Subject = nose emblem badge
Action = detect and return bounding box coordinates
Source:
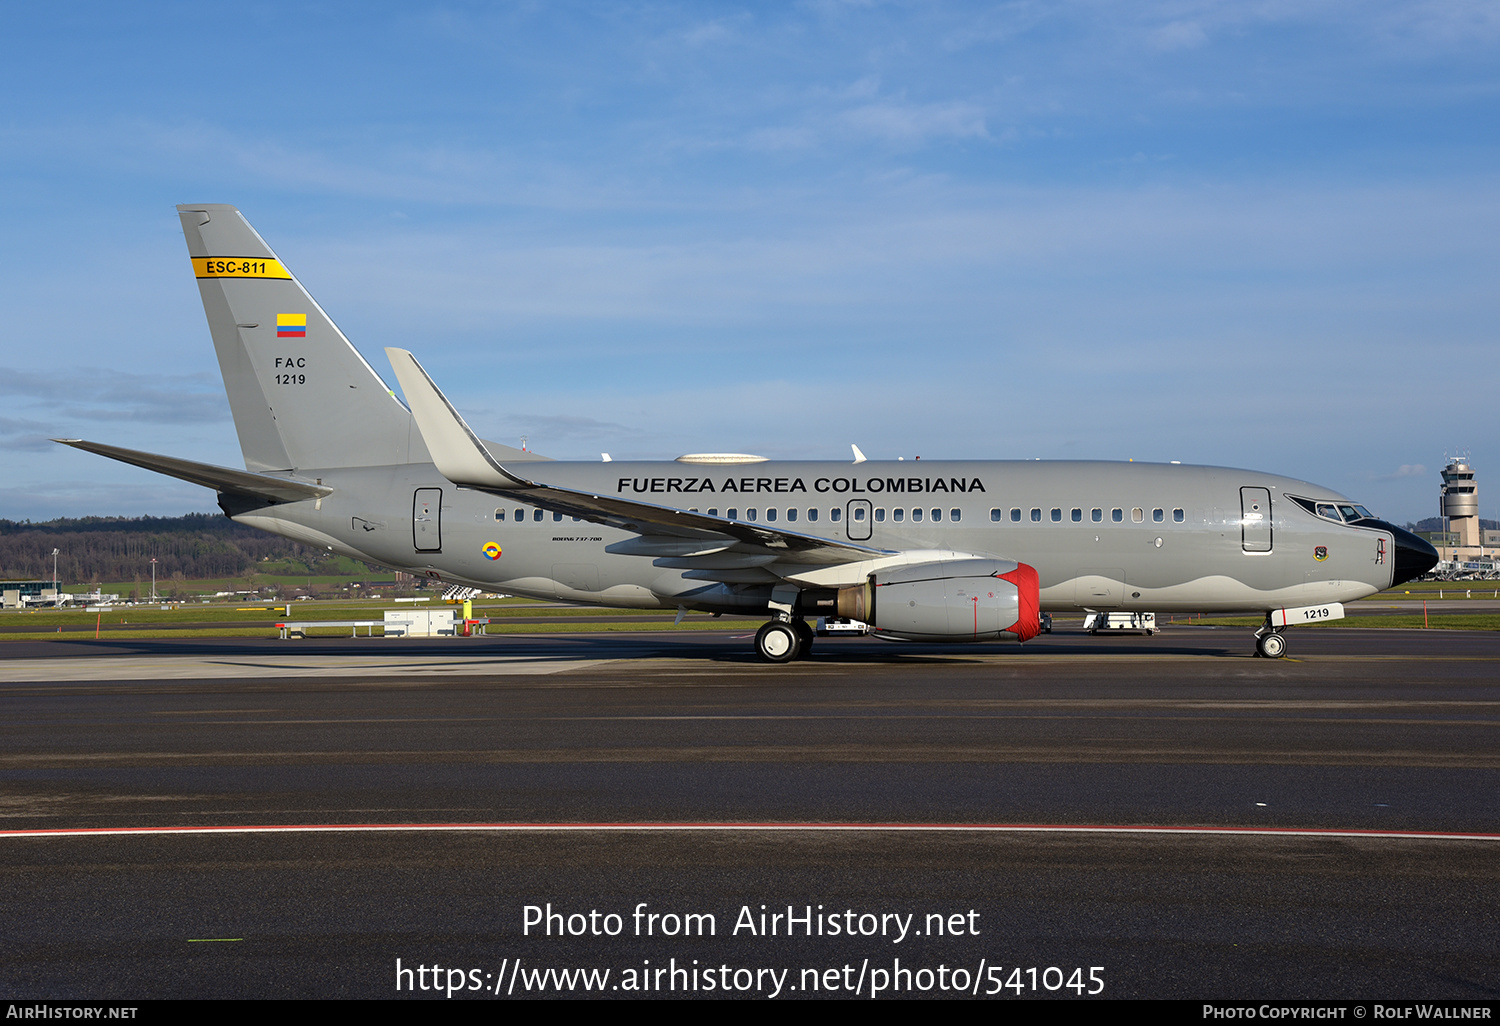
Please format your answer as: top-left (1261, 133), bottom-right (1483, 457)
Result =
top-left (1314, 546), bottom-right (1328, 561)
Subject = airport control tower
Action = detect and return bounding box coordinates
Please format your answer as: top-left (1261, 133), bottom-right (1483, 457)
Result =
top-left (1440, 456), bottom-right (1480, 550)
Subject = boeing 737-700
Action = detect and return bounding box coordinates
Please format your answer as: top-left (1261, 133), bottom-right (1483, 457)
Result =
top-left (57, 205), bottom-right (1438, 661)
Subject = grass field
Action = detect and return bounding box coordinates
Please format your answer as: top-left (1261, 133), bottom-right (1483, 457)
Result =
top-left (0, 597), bottom-right (764, 641)
top-left (5, 584), bottom-right (1497, 641)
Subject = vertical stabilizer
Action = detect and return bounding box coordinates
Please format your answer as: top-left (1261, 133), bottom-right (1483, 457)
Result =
top-left (177, 204), bottom-right (429, 472)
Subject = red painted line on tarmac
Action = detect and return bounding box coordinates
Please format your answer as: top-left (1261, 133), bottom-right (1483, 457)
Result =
top-left (0, 822), bottom-right (1496, 840)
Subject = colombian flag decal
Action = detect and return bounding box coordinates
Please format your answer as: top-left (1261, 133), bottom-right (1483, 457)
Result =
top-left (482, 542), bottom-right (502, 560)
top-left (276, 313), bottom-right (307, 338)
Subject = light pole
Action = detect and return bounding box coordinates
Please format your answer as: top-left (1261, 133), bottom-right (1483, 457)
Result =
top-left (51, 548), bottom-right (58, 603)
top-left (150, 558), bottom-right (157, 602)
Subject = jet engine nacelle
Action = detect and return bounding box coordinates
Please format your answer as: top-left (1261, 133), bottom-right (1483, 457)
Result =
top-left (835, 558), bottom-right (1041, 643)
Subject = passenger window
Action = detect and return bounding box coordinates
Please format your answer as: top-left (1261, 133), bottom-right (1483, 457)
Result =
top-left (1071, 508), bottom-right (1082, 522)
top-left (573, 516), bottom-right (581, 522)
top-left (1173, 508), bottom-right (1184, 523)
top-left (950, 508), bottom-right (961, 522)
top-left (728, 508), bottom-right (739, 520)
top-left (931, 508), bottom-right (942, 522)
top-left (893, 508), bottom-right (904, 522)
top-left (1153, 508), bottom-right (1164, 523)
top-left (766, 508), bottom-right (777, 522)
top-left (747, 508), bottom-right (757, 521)
top-left (1031, 508), bottom-right (1041, 522)
top-left (1091, 508), bottom-right (1102, 523)
top-left (853, 507), bottom-right (866, 521)
top-left (707, 508), bottom-right (719, 517)
top-left (1132, 508), bottom-right (1144, 523)
top-left (991, 508), bottom-right (1003, 522)
top-left (554, 511), bottom-right (563, 522)
top-left (1112, 508), bottom-right (1123, 523)
top-left (787, 508), bottom-right (798, 522)
top-left (494, 509), bottom-right (505, 521)
top-left (830, 508), bottom-right (842, 522)
top-left (1050, 508), bottom-right (1062, 522)
top-left (808, 508), bottom-right (819, 522)
top-left (874, 508), bottom-right (884, 522)
top-left (912, 508), bottom-right (924, 522)
top-left (1011, 508), bottom-right (1021, 523)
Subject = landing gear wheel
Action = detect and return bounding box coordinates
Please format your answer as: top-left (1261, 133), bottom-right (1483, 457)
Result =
top-left (792, 618), bottom-right (815, 658)
top-left (1256, 631), bottom-right (1287, 659)
top-left (755, 620), bottom-right (801, 663)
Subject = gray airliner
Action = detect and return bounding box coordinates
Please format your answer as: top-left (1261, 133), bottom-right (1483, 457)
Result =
top-left (57, 205), bottom-right (1437, 661)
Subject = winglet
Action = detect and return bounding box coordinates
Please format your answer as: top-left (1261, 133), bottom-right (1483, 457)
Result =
top-left (384, 348), bottom-right (524, 490)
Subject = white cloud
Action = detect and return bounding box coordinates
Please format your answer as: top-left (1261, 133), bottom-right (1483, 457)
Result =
top-left (1149, 20), bottom-right (1209, 51)
top-left (840, 99), bottom-right (990, 145)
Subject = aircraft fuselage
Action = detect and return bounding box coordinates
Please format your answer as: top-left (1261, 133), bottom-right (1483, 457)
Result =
top-left (234, 458), bottom-right (1406, 616)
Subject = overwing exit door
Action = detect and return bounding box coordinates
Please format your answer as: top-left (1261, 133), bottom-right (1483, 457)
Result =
top-left (846, 499), bottom-right (873, 540)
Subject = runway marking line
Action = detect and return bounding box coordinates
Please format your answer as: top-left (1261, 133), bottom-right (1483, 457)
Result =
top-left (1, 822), bottom-right (1496, 841)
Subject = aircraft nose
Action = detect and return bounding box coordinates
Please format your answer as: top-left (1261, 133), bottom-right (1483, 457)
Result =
top-left (1388, 524), bottom-right (1439, 587)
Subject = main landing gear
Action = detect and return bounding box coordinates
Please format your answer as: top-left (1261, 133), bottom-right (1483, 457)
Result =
top-left (755, 618), bottom-right (815, 662)
top-left (1253, 625), bottom-right (1287, 659)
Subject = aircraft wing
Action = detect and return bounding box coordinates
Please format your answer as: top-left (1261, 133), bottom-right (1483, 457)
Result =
top-left (384, 348), bottom-right (892, 566)
top-left (53, 439), bottom-right (332, 504)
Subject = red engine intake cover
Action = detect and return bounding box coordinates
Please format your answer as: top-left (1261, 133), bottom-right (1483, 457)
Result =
top-left (997, 562), bottom-right (1041, 642)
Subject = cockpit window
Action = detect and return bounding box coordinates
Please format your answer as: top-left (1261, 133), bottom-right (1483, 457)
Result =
top-left (1289, 494), bottom-right (1379, 523)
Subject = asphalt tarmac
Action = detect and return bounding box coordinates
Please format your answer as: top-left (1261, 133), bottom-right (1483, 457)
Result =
top-left (0, 627), bottom-right (1496, 1000)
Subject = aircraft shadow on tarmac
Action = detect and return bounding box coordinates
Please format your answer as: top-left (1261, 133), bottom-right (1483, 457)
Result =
top-left (0, 631), bottom-right (1246, 664)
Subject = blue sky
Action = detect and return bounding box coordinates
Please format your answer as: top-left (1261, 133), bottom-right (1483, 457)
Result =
top-left (2, 1), bottom-right (1496, 524)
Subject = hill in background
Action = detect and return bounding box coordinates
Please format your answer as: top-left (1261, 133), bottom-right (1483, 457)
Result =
top-left (0, 513), bottom-right (378, 590)
top-left (1411, 517), bottom-right (1499, 532)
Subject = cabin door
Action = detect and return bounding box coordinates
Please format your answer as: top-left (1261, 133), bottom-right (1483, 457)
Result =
top-left (413, 488), bottom-right (443, 552)
top-left (1241, 487), bottom-right (1272, 552)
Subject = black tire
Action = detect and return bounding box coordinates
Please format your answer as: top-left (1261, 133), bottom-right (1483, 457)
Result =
top-left (755, 621), bottom-right (801, 663)
top-left (792, 618), bottom-right (815, 658)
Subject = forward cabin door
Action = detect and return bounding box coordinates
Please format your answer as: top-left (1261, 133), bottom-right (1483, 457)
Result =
top-left (1241, 487), bottom-right (1272, 552)
top-left (413, 488), bottom-right (443, 552)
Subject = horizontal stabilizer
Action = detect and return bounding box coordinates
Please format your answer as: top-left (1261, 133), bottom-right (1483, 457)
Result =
top-left (54, 439), bottom-right (331, 504)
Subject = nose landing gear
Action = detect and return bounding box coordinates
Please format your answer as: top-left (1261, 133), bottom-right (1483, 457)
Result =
top-left (1254, 625), bottom-right (1287, 659)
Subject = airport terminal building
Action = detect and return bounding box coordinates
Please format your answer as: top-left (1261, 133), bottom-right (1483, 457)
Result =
top-left (0, 581), bottom-right (58, 608)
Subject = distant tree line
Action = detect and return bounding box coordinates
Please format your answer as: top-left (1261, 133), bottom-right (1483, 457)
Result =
top-left (1410, 517), bottom-right (1499, 532)
top-left (0, 513), bottom-right (369, 584)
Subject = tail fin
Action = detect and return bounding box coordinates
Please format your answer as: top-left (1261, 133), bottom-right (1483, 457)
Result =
top-left (177, 204), bottom-right (428, 472)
